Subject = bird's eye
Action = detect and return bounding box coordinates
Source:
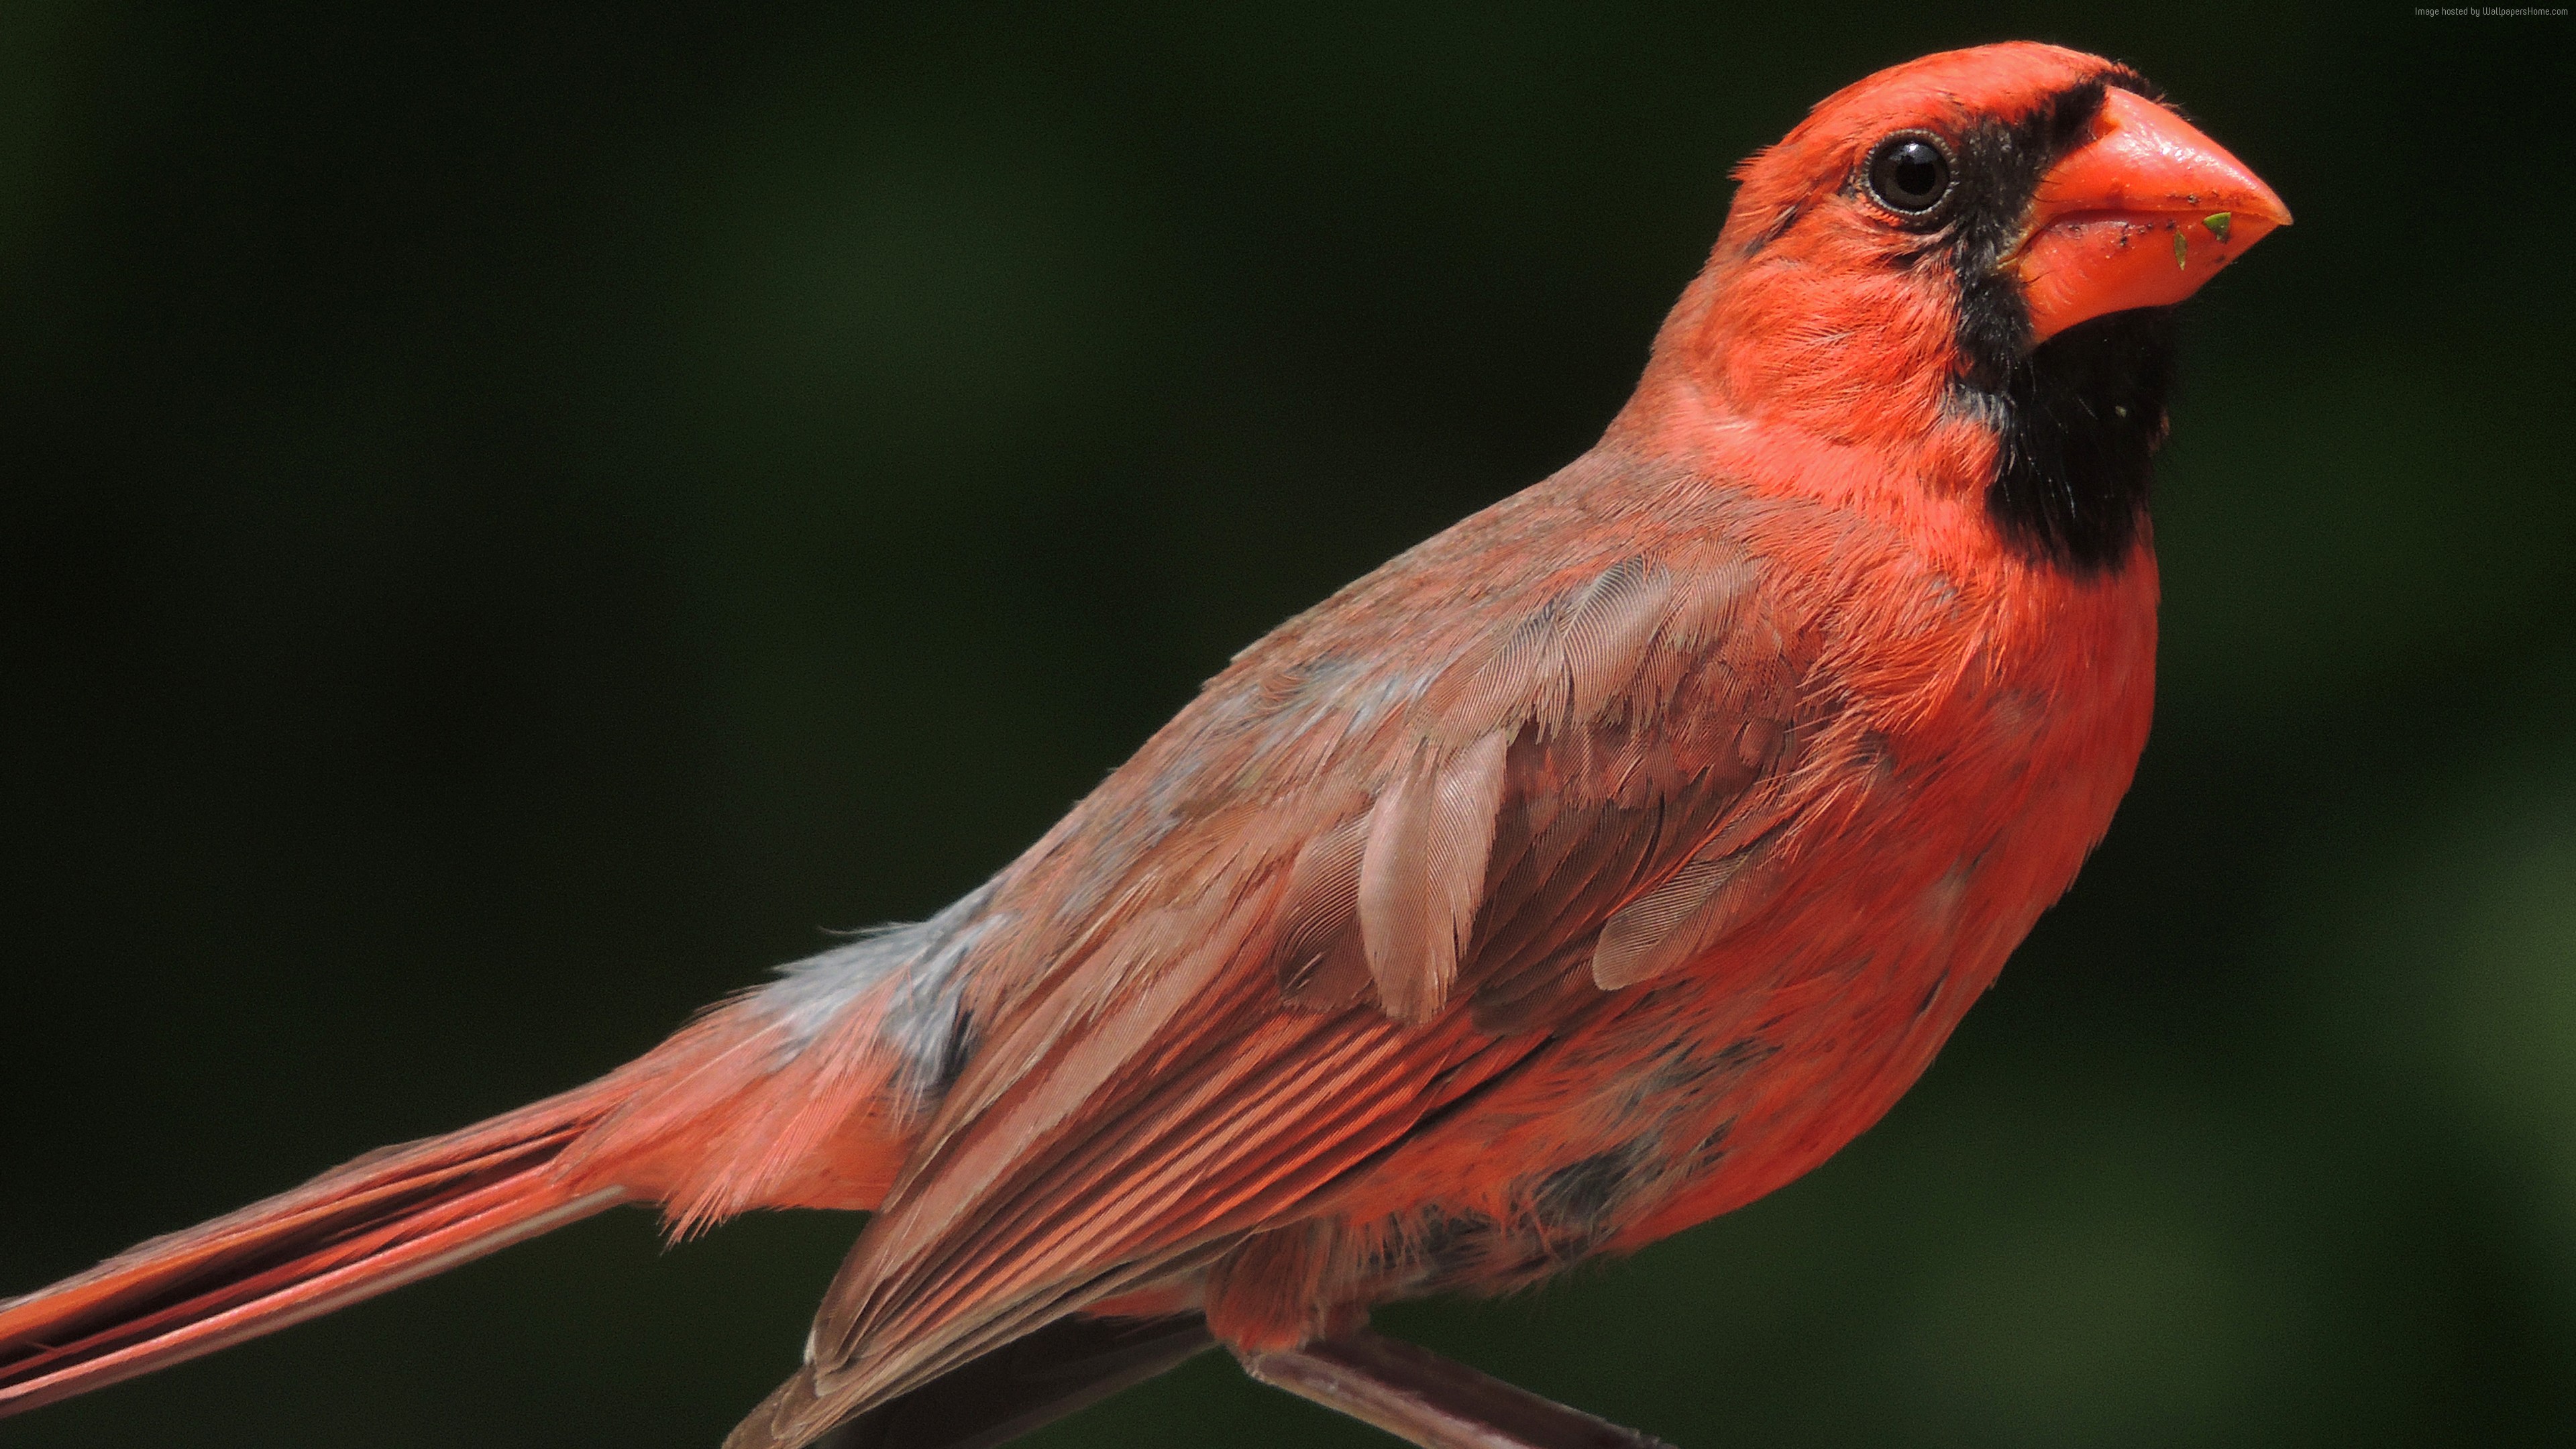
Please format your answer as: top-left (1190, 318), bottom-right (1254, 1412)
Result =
top-left (1866, 133), bottom-right (1952, 215)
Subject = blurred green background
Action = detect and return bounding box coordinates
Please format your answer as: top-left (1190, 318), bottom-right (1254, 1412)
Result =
top-left (3, 3), bottom-right (2568, 1446)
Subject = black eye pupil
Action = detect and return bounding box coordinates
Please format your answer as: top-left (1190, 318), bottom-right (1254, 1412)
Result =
top-left (1890, 147), bottom-right (1939, 197)
top-left (1869, 137), bottom-right (1949, 213)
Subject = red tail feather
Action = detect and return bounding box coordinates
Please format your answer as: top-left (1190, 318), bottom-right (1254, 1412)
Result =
top-left (0, 987), bottom-right (917, 1419)
top-left (0, 1086), bottom-right (627, 1415)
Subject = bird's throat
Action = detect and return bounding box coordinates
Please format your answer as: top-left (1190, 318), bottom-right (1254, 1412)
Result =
top-left (1949, 307), bottom-right (2176, 574)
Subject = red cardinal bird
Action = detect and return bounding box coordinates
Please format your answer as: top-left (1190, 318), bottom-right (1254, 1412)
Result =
top-left (1, 42), bottom-right (2286, 1449)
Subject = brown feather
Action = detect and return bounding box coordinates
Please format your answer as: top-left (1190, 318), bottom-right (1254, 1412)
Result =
top-left (1358, 730), bottom-right (1510, 1023)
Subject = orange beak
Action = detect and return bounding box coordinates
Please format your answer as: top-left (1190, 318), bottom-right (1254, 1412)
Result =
top-left (2011, 87), bottom-right (2291, 345)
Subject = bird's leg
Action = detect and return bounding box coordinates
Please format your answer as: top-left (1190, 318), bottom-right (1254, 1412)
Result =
top-left (1237, 1330), bottom-right (1676, 1449)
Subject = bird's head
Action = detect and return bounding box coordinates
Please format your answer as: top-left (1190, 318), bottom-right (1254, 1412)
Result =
top-left (1629, 43), bottom-right (2290, 572)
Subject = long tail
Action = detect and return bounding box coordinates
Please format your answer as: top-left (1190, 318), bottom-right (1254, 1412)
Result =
top-left (0, 1083), bottom-right (628, 1415)
top-left (0, 980), bottom-right (918, 1420)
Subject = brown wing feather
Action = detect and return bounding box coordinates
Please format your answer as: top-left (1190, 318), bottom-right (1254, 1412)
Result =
top-left (733, 465), bottom-right (1827, 1448)
top-left (1358, 729), bottom-right (1511, 1022)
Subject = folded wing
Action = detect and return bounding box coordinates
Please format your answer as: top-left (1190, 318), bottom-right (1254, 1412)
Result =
top-left (737, 466), bottom-right (1829, 1449)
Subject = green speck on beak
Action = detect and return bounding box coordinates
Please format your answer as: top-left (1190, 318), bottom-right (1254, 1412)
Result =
top-left (2173, 227), bottom-right (2188, 270)
top-left (2203, 211), bottom-right (2233, 243)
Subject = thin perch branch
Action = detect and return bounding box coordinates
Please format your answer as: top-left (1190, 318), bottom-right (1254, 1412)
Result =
top-left (1240, 1330), bottom-right (1678, 1449)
